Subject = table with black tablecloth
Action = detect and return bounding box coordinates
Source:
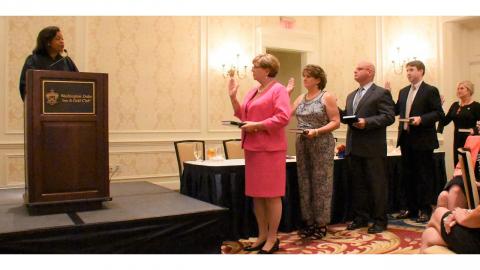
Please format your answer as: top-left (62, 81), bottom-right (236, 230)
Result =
top-left (180, 152), bottom-right (447, 240)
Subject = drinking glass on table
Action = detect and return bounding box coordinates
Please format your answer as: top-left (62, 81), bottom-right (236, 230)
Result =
top-left (215, 146), bottom-right (224, 159)
top-left (194, 143), bottom-right (202, 161)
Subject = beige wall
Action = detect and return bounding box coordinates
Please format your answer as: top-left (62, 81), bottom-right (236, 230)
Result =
top-left (87, 17), bottom-right (201, 132)
top-left (0, 16), bottom-right (471, 188)
top-left (319, 16), bottom-right (377, 106)
top-left (0, 16), bottom-right (320, 188)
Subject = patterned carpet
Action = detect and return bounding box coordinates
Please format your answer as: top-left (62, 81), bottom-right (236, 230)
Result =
top-left (222, 219), bottom-right (426, 254)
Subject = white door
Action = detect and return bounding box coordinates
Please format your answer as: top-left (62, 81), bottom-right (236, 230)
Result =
top-left (266, 49), bottom-right (303, 156)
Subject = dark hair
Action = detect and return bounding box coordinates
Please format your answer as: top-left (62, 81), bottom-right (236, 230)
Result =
top-left (303, 64), bottom-right (327, 90)
top-left (406, 60), bottom-right (425, 76)
top-left (32, 26), bottom-right (60, 55)
top-left (252, 53), bottom-right (280, 77)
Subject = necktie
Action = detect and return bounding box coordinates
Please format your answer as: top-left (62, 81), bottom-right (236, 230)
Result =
top-left (404, 85), bottom-right (416, 130)
top-left (353, 87), bottom-right (364, 113)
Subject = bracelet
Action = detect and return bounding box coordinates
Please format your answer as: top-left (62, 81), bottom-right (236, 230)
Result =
top-left (443, 213), bottom-right (452, 222)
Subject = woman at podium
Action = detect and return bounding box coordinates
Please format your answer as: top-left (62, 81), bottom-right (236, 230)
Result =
top-left (19, 26), bottom-right (78, 101)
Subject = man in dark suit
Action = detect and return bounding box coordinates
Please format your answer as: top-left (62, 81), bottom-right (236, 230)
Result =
top-left (394, 60), bottom-right (444, 223)
top-left (340, 61), bottom-right (395, 233)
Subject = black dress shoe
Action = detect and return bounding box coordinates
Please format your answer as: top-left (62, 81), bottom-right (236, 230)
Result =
top-left (396, 210), bottom-right (411, 219)
top-left (367, 224), bottom-right (387, 234)
top-left (243, 240), bottom-right (266, 251)
top-left (415, 212), bottom-right (430, 223)
top-left (346, 221), bottom-right (368, 230)
top-left (258, 238), bottom-right (280, 254)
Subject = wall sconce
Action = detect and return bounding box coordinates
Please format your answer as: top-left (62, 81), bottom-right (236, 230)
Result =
top-left (222, 54), bottom-right (247, 79)
top-left (391, 47), bottom-right (416, 75)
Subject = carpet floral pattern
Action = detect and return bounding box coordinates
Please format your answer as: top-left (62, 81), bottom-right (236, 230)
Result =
top-left (222, 221), bottom-right (426, 254)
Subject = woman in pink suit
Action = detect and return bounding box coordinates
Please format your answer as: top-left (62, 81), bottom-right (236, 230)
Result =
top-left (228, 53), bottom-right (291, 254)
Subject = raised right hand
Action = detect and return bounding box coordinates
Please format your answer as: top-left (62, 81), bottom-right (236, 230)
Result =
top-left (384, 81), bottom-right (391, 91)
top-left (228, 78), bottom-right (239, 98)
top-left (286, 77), bottom-right (295, 96)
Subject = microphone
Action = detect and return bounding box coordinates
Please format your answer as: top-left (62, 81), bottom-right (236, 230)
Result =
top-left (48, 49), bottom-right (69, 69)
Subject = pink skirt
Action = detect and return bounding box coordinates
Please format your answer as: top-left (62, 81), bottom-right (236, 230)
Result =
top-left (244, 150), bottom-right (286, 198)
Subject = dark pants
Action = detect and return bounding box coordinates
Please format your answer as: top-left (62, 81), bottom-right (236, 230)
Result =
top-left (348, 154), bottom-right (388, 227)
top-left (400, 146), bottom-right (435, 215)
top-left (441, 211), bottom-right (480, 254)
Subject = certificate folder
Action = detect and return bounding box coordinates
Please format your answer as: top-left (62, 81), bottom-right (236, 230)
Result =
top-left (222, 120), bottom-right (245, 127)
top-left (458, 128), bottom-right (472, 133)
top-left (289, 129), bottom-right (309, 135)
top-left (399, 118), bottom-right (413, 124)
top-left (342, 115), bottom-right (359, 124)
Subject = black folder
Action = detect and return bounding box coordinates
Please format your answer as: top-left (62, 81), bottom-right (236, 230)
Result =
top-left (221, 120), bottom-right (246, 127)
top-left (342, 115), bottom-right (359, 124)
top-left (399, 118), bottom-right (414, 124)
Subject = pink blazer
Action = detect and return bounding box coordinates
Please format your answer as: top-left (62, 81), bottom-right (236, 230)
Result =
top-left (234, 81), bottom-right (291, 151)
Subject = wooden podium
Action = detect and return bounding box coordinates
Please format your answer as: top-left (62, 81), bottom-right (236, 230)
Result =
top-left (24, 70), bottom-right (111, 213)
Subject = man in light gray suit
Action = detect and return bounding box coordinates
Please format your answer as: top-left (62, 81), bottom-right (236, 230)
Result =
top-left (339, 61), bottom-right (395, 233)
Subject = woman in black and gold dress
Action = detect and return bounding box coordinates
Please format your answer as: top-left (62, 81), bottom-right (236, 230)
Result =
top-left (438, 80), bottom-right (480, 166)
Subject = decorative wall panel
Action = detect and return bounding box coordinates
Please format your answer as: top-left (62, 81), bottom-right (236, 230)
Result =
top-left (87, 17), bottom-right (201, 132)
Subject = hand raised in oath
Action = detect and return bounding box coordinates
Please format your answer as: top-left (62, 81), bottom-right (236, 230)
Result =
top-left (286, 77), bottom-right (295, 96)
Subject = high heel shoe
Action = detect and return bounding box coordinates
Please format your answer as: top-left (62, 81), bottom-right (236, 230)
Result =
top-left (243, 240), bottom-right (266, 251)
top-left (258, 238), bottom-right (280, 254)
top-left (298, 224), bottom-right (315, 239)
top-left (311, 224), bottom-right (327, 240)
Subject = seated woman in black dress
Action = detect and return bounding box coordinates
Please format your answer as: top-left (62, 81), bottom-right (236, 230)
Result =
top-left (421, 205), bottom-right (480, 254)
top-left (437, 135), bottom-right (480, 210)
top-left (19, 26), bottom-right (78, 101)
top-left (437, 80), bottom-right (480, 166)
